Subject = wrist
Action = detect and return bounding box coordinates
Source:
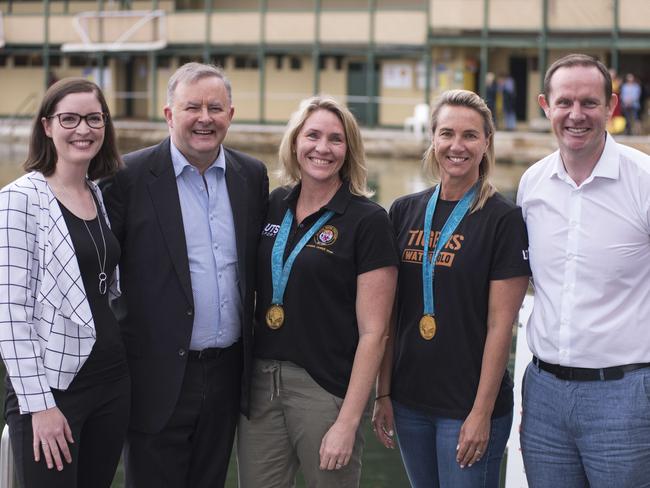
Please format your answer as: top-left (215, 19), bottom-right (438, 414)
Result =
top-left (375, 393), bottom-right (390, 401)
top-left (469, 403), bottom-right (494, 419)
top-left (334, 414), bottom-right (361, 430)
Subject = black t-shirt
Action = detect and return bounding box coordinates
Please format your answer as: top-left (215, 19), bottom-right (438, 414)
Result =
top-left (389, 188), bottom-right (531, 419)
top-left (254, 182), bottom-right (399, 399)
top-left (58, 198), bottom-right (128, 389)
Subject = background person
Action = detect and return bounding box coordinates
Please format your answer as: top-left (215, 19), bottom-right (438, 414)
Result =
top-left (0, 78), bottom-right (128, 488)
top-left (518, 53), bottom-right (650, 488)
top-left (373, 89), bottom-right (530, 488)
top-left (502, 75), bottom-right (517, 131)
top-left (237, 95), bottom-right (398, 487)
top-left (620, 72), bottom-right (641, 135)
top-left (101, 63), bottom-right (269, 488)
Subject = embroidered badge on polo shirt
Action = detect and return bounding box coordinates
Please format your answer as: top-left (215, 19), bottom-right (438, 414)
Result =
top-left (314, 225), bottom-right (338, 246)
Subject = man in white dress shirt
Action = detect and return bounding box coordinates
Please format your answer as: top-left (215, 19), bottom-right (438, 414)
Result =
top-left (517, 53), bottom-right (650, 487)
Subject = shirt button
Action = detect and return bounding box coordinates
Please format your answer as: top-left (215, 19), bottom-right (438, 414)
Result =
top-left (178, 348), bottom-right (186, 357)
top-left (567, 253), bottom-right (574, 260)
top-left (186, 307), bottom-right (194, 316)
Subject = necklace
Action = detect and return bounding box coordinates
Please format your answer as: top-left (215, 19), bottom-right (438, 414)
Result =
top-left (83, 195), bottom-right (108, 295)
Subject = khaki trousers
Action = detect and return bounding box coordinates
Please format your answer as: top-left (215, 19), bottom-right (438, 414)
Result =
top-left (237, 359), bottom-right (367, 488)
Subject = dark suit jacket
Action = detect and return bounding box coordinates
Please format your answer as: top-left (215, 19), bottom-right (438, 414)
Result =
top-left (102, 138), bottom-right (268, 433)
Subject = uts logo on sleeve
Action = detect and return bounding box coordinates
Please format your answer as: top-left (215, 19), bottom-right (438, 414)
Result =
top-left (261, 223), bottom-right (280, 238)
top-left (314, 225), bottom-right (338, 246)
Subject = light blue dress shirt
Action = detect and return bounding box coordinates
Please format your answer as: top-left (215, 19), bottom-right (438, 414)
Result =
top-left (171, 143), bottom-right (242, 350)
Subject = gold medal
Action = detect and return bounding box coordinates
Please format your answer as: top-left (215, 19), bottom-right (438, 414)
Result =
top-left (419, 314), bottom-right (437, 340)
top-left (266, 304), bottom-right (285, 330)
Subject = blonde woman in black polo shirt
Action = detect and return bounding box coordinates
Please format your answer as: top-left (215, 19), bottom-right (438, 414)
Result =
top-left (372, 90), bottom-right (530, 488)
top-left (237, 96), bottom-right (398, 487)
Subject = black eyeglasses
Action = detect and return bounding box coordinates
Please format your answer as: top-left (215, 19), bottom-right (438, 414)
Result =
top-left (47, 112), bottom-right (107, 129)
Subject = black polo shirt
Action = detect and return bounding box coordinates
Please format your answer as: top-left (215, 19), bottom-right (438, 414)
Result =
top-left (389, 189), bottom-right (531, 419)
top-left (254, 182), bottom-right (399, 399)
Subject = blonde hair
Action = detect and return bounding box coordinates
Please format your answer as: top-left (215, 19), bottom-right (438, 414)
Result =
top-left (423, 89), bottom-right (496, 212)
top-left (278, 95), bottom-right (372, 197)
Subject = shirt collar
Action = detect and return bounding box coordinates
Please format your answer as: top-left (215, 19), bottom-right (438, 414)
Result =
top-left (284, 180), bottom-right (352, 215)
top-left (170, 141), bottom-right (226, 178)
top-left (550, 132), bottom-right (620, 184)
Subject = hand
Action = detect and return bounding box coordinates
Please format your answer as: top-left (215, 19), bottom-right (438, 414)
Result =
top-left (456, 409), bottom-right (490, 469)
top-left (319, 420), bottom-right (356, 471)
top-left (32, 407), bottom-right (74, 471)
top-left (371, 398), bottom-right (396, 449)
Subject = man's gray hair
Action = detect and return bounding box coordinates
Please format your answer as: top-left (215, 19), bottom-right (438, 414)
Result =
top-left (166, 62), bottom-right (232, 106)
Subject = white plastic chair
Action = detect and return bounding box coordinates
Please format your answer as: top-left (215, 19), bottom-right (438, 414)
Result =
top-left (0, 425), bottom-right (14, 488)
top-left (404, 103), bottom-right (431, 140)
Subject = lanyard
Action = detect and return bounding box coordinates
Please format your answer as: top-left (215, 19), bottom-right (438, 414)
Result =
top-left (421, 183), bottom-right (477, 317)
top-left (270, 208), bottom-right (335, 306)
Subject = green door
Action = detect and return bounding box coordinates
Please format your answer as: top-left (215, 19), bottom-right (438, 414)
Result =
top-left (347, 61), bottom-right (379, 126)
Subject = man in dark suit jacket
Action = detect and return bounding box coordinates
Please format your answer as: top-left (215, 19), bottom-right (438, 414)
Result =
top-left (102, 63), bottom-right (268, 488)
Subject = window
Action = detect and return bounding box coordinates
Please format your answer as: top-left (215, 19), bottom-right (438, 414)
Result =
top-left (13, 53), bottom-right (43, 67)
top-left (376, 0), bottom-right (426, 7)
top-left (179, 55), bottom-right (202, 65)
top-left (157, 55), bottom-right (172, 68)
top-left (69, 55), bottom-right (98, 67)
top-left (234, 55), bottom-right (258, 69)
top-left (267, 0), bottom-right (314, 9)
top-left (13, 55), bottom-right (29, 67)
top-left (289, 56), bottom-right (302, 70)
top-left (211, 55), bottom-right (227, 68)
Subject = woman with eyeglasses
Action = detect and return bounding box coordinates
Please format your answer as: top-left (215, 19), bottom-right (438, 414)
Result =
top-left (0, 78), bottom-right (129, 488)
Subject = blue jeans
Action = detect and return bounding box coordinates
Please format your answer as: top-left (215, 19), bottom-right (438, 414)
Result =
top-left (520, 362), bottom-right (650, 488)
top-left (392, 400), bottom-right (512, 488)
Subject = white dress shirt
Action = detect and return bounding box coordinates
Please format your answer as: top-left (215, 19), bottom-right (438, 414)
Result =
top-left (518, 134), bottom-right (650, 368)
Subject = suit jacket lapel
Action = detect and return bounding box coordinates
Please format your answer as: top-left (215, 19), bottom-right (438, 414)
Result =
top-left (146, 139), bottom-right (193, 305)
top-left (225, 148), bottom-right (249, 301)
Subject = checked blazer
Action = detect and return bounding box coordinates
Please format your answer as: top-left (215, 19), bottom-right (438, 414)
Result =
top-left (0, 171), bottom-right (119, 414)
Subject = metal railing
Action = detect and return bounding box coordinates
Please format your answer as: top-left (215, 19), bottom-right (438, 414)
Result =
top-left (0, 425), bottom-right (15, 488)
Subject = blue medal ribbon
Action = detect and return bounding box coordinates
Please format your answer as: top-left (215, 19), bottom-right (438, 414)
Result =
top-left (421, 183), bottom-right (477, 317)
top-left (271, 208), bottom-right (336, 306)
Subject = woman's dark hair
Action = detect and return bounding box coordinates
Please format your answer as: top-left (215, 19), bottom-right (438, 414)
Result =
top-left (23, 78), bottom-right (122, 180)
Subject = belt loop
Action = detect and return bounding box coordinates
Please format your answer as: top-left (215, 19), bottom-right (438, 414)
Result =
top-left (599, 368), bottom-right (605, 381)
top-left (533, 356), bottom-right (540, 371)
